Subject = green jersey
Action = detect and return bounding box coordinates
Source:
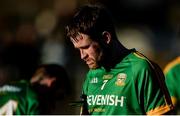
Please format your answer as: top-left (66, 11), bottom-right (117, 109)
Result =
top-left (82, 50), bottom-right (173, 115)
top-left (0, 80), bottom-right (39, 115)
top-left (164, 57), bottom-right (180, 114)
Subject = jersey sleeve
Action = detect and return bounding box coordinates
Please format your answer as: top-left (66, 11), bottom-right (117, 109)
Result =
top-left (133, 60), bottom-right (173, 115)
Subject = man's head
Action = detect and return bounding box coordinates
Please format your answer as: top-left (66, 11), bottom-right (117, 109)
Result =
top-left (66, 4), bottom-right (116, 40)
top-left (30, 64), bottom-right (70, 99)
top-left (30, 64), bottom-right (70, 114)
top-left (66, 4), bottom-right (117, 69)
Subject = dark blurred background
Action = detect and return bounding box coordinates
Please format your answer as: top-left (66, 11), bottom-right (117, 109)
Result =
top-left (0, 0), bottom-right (179, 114)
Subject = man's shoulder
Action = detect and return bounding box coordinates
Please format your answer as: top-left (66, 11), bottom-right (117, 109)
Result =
top-left (123, 50), bottom-right (151, 69)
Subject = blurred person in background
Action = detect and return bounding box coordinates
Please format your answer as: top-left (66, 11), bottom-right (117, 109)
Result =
top-left (164, 57), bottom-right (180, 114)
top-left (31, 63), bottom-right (71, 114)
top-left (0, 63), bottom-right (71, 115)
top-left (66, 4), bottom-right (174, 115)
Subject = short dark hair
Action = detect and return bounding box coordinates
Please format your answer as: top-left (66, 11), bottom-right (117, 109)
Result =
top-left (37, 64), bottom-right (71, 97)
top-left (66, 4), bottom-right (116, 41)
top-left (33, 64), bottom-right (71, 114)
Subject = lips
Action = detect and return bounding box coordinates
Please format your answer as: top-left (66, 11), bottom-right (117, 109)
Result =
top-left (86, 61), bottom-right (92, 65)
top-left (86, 60), bottom-right (93, 65)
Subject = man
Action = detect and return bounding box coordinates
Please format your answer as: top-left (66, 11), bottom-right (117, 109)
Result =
top-left (0, 64), bottom-right (70, 115)
top-left (66, 4), bottom-right (174, 115)
top-left (164, 57), bottom-right (180, 114)
top-left (31, 64), bottom-right (70, 114)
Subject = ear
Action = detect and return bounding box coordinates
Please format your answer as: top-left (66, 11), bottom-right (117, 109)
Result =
top-left (102, 31), bottom-right (111, 44)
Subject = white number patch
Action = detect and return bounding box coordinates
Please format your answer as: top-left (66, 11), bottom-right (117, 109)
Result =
top-left (0, 100), bottom-right (18, 115)
top-left (101, 80), bottom-right (108, 90)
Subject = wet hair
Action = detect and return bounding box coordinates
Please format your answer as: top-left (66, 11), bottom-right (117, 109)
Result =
top-left (66, 4), bottom-right (117, 42)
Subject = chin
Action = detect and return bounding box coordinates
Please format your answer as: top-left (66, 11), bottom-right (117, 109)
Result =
top-left (88, 64), bottom-right (99, 69)
top-left (89, 67), bottom-right (97, 69)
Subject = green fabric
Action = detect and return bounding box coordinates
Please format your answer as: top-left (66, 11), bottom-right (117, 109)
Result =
top-left (0, 80), bottom-right (39, 115)
top-left (165, 63), bottom-right (180, 98)
top-left (82, 50), bottom-right (171, 115)
top-left (165, 62), bottom-right (180, 114)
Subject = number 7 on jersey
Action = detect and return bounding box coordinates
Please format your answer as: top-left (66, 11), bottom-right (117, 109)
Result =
top-left (101, 80), bottom-right (108, 90)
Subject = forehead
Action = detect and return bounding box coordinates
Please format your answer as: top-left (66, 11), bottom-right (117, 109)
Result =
top-left (70, 33), bottom-right (93, 48)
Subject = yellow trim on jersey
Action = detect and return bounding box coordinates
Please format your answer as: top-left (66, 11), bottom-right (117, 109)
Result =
top-left (171, 96), bottom-right (177, 106)
top-left (164, 57), bottom-right (180, 75)
top-left (133, 51), bottom-right (154, 68)
top-left (133, 51), bottom-right (146, 60)
top-left (146, 105), bottom-right (172, 115)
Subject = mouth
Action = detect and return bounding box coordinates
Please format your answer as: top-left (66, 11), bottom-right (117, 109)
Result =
top-left (84, 59), bottom-right (97, 68)
top-left (86, 60), bottom-right (97, 67)
top-left (86, 61), bottom-right (93, 65)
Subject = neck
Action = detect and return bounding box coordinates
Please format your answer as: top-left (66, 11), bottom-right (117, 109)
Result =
top-left (102, 40), bottom-right (130, 71)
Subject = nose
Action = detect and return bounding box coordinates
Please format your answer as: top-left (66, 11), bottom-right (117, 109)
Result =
top-left (80, 49), bottom-right (87, 60)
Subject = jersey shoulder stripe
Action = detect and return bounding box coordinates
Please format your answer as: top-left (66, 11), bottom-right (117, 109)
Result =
top-left (132, 51), bottom-right (152, 68)
top-left (133, 51), bottom-right (146, 60)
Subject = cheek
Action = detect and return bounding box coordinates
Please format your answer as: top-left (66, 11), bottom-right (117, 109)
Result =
top-left (90, 44), bottom-right (103, 59)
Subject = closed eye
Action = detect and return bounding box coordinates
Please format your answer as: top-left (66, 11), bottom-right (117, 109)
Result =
top-left (80, 45), bottom-right (90, 49)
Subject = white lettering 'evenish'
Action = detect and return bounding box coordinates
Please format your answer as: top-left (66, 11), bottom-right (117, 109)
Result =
top-left (87, 95), bottom-right (125, 107)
